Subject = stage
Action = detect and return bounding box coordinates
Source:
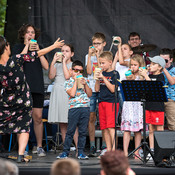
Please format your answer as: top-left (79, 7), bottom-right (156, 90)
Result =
top-left (1, 150), bottom-right (175, 175)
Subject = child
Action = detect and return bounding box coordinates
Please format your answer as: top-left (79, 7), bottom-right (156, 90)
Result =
top-left (121, 54), bottom-right (145, 158)
top-left (95, 51), bottom-right (120, 153)
top-left (48, 44), bottom-right (78, 147)
top-left (140, 56), bottom-right (166, 159)
top-left (57, 60), bottom-right (92, 160)
top-left (85, 32), bottom-right (107, 156)
top-left (112, 36), bottom-right (133, 124)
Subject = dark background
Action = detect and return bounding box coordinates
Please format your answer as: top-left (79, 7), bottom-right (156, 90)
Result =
top-left (4, 0), bottom-right (175, 84)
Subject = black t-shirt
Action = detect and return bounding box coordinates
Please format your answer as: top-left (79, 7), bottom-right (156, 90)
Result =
top-left (11, 43), bottom-right (45, 95)
top-left (98, 70), bottom-right (120, 103)
top-left (145, 73), bottom-right (165, 111)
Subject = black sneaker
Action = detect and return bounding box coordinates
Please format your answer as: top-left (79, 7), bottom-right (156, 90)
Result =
top-left (88, 146), bottom-right (97, 157)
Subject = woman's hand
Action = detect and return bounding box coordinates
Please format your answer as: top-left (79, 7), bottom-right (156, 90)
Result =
top-left (53, 38), bottom-right (65, 49)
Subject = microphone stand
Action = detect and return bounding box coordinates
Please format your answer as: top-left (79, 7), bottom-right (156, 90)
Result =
top-left (114, 71), bottom-right (119, 149)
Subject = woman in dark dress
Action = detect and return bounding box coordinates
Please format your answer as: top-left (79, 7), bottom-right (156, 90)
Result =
top-left (0, 36), bottom-right (64, 162)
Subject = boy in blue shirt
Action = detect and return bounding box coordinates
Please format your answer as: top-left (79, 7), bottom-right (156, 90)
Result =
top-left (95, 51), bottom-right (120, 154)
top-left (57, 60), bottom-right (92, 159)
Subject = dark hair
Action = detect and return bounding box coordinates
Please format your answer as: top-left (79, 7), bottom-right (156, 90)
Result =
top-left (122, 43), bottom-right (133, 51)
top-left (101, 150), bottom-right (129, 175)
top-left (63, 44), bottom-right (74, 62)
top-left (18, 24), bottom-right (40, 43)
top-left (0, 36), bottom-right (9, 56)
top-left (92, 32), bottom-right (106, 42)
top-left (160, 48), bottom-right (173, 59)
top-left (72, 60), bottom-right (83, 69)
top-left (128, 32), bottom-right (141, 40)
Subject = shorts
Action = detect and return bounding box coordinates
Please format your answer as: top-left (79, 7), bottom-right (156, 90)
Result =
top-left (90, 92), bottom-right (99, 112)
top-left (32, 93), bottom-right (44, 108)
top-left (146, 110), bottom-right (164, 125)
top-left (99, 102), bottom-right (119, 130)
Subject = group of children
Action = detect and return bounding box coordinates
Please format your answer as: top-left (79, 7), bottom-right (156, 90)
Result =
top-left (48, 32), bottom-right (166, 160)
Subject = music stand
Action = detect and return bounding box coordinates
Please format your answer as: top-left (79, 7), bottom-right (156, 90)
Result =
top-left (119, 80), bottom-right (167, 165)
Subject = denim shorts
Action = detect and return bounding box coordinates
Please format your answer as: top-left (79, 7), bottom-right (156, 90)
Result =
top-left (90, 92), bottom-right (99, 112)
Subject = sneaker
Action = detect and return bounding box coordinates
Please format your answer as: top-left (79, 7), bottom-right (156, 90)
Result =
top-left (146, 151), bottom-right (154, 161)
top-left (56, 152), bottom-right (68, 159)
top-left (24, 151), bottom-right (29, 157)
top-left (32, 146), bottom-right (37, 154)
top-left (88, 146), bottom-right (97, 157)
top-left (78, 153), bottom-right (89, 160)
top-left (37, 147), bottom-right (46, 157)
top-left (101, 146), bottom-right (107, 150)
top-left (97, 148), bottom-right (107, 159)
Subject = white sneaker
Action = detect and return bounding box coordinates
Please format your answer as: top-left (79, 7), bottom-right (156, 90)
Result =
top-left (97, 148), bottom-right (107, 159)
top-left (37, 147), bottom-right (46, 157)
top-left (146, 153), bottom-right (153, 161)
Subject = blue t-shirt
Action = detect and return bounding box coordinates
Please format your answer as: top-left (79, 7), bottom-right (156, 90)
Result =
top-left (163, 65), bottom-right (175, 101)
top-left (99, 70), bottom-right (120, 103)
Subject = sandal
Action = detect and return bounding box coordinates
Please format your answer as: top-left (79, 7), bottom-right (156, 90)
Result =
top-left (17, 155), bottom-right (30, 163)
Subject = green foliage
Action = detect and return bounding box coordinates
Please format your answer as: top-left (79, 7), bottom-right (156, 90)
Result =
top-left (0, 0), bottom-right (7, 35)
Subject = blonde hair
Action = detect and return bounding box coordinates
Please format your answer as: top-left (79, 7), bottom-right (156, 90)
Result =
top-left (100, 51), bottom-right (113, 61)
top-left (51, 158), bottom-right (80, 175)
top-left (129, 54), bottom-right (145, 68)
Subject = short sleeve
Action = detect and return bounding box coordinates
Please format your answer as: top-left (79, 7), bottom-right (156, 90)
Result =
top-left (64, 79), bottom-right (73, 92)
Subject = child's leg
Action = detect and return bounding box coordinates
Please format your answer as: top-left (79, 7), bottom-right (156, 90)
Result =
top-left (63, 108), bottom-right (79, 154)
top-left (77, 107), bottom-right (90, 155)
top-left (134, 131), bottom-right (142, 155)
top-left (156, 125), bottom-right (164, 131)
top-left (103, 129), bottom-right (112, 151)
top-left (123, 131), bottom-right (131, 156)
top-left (148, 124), bottom-right (155, 149)
top-left (108, 128), bottom-right (116, 150)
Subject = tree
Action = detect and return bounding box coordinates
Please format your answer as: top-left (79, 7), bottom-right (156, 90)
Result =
top-left (0, 0), bottom-right (7, 35)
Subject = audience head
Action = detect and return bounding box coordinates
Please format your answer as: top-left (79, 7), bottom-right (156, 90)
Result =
top-left (0, 36), bottom-right (10, 56)
top-left (5, 160), bottom-right (19, 175)
top-left (51, 158), bottom-right (80, 175)
top-left (128, 32), bottom-right (141, 48)
top-left (159, 48), bottom-right (173, 68)
top-left (100, 150), bottom-right (135, 175)
top-left (18, 24), bottom-right (40, 43)
top-left (0, 159), bottom-right (9, 175)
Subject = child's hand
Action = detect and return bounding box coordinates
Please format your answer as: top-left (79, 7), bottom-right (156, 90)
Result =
top-left (80, 78), bottom-right (86, 85)
top-left (53, 52), bottom-right (61, 63)
top-left (95, 49), bottom-right (101, 58)
top-left (126, 74), bottom-right (134, 80)
top-left (139, 68), bottom-right (147, 77)
top-left (88, 46), bottom-right (96, 56)
top-left (96, 71), bottom-right (103, 79)
top-left (62, 54), bottom-right (69, 63)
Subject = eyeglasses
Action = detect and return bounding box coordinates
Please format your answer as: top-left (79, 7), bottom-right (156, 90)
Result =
top-left (72, 68), bottom-right (84, 73)
top-left (129, 38), bottom-right (140, 41)
top-left (92, 42), bottom-right (103, 46)
top-left (165, 59), bottom-right (169, 63)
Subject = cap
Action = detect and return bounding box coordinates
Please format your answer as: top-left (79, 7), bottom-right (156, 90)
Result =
top-left (149, 56), bottom-right (166, 68)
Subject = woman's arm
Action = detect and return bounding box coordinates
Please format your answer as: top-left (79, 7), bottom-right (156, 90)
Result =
top-left (37, 38), bottom-right (64, 57)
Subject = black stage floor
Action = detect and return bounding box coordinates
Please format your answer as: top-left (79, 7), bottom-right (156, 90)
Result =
top-left (1, 150), bottom-right (175, 175)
